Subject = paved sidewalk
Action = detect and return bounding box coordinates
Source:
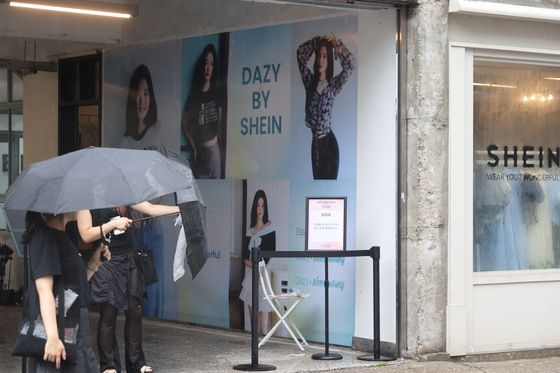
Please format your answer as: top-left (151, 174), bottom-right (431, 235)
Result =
top-left (2, 305), bottom-right (560, 372)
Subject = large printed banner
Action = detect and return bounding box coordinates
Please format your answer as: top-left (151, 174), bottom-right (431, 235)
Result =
top-left (103, 14), bottom-right (358, 346)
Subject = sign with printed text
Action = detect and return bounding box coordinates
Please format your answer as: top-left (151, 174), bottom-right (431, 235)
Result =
top-left (305, 197), bottom-right (346, 250)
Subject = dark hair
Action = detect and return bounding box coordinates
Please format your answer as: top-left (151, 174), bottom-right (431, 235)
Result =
top-left (124, 64), bottom-right (158, 138)
top-left (305, 39), bottom-right (334, 126)
top-left (250, 190), bottom-right (269, 228)
top-left (191, 44), bottom-right (218, 93)
top-left (21, 211), bottom-right (47, 244)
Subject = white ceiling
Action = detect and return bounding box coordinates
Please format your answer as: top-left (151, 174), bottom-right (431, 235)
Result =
top-left (0, 0), bottom-right (349, 62)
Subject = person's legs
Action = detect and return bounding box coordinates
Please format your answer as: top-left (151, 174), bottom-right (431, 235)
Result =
top-left (125, 303), bottom-right (147, 373)
top-left (98, 302), bottom-right (121, 372)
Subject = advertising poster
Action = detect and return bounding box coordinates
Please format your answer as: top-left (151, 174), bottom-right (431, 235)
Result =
top-left (177, 180), bottom-right (231, 327)
top-left (103, 14), bottom-right (360, 346)
top-left (290, 16), bottom-right (358, 181)
top-left (230, 25), bottom-right (292, 180)
top-left (103, 40), bottom-right (182, 320)
top-left (237, 180), bottom-right (290, 333)
top-left (180, 34), bottom-right (229, 179)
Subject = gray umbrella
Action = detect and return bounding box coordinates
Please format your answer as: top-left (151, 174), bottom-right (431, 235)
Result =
top-left (164, 147), bottom-right (208, 280)
top-left (4, 147), bottom-right (191, 214)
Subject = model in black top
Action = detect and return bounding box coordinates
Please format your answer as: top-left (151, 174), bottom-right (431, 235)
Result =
top-left (182, 44), bottom-right (225, 179)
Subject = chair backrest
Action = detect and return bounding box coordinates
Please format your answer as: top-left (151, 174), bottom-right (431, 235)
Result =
top-left (258, 260), bottom-right (276, 297)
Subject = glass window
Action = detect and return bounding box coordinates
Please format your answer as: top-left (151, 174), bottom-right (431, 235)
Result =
top-left (473, 60), bottom-right (560, 272)
top-left (12, 107), bottom-right (23, 180)
top-left (0, 109), bottom-right (10, 194)
top-left (78, 105), bottom-right (99, 149)
top-left (12, 73), bottom-right (23, 102)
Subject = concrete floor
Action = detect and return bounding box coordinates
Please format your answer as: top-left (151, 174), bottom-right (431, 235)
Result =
top-left (2, 305), bottom-right (560, 372)
top-left (1, 304), bottom-right (393, 372)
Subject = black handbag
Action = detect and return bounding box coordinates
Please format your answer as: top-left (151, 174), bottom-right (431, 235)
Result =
top-left (135, 249), bottom-right (160, 286)
top-left (11, 271), bottom-right (80, 365)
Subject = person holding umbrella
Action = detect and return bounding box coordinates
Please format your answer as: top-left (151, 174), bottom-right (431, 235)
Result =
top-left (22, 210), bottom-right (112, 372)
top-left (4, 147), bottom-right (191, 373)
top-left (77, 202), bottom-right (179, 373)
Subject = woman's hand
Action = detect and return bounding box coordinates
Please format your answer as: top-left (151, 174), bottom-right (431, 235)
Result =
top-left (44, 335), bottom-right (66, 368)
top-left (112, 216), bottom-right (132, 232)
top-left (87, 243), bottom-right (111, 280)
top-left (322, 31), bottom-right (338, 48)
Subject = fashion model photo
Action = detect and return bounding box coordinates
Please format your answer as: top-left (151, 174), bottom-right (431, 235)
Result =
top-left (297, 31), bottom-right (356, 180)
top-left (239, 189), bottom-right (277, 334)
top-left (120, 63), bottom-right (173, 320)
top-left (182, 44), bottom-right (226, 179)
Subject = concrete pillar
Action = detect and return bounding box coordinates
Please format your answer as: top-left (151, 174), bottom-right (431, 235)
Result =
top-left (405, 0), bottom-right (449, 355)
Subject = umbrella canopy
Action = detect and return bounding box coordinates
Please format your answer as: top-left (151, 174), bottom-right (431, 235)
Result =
top-left (4, 147), bottom-right (191, 214)
top-left (164, 147), bottom-right (208, 280)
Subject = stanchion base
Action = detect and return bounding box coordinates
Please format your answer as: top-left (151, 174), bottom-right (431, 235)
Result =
top-left (233, 363), bottom-right (277, 371)
top-left (312, 353), bottom-right (343, 360)
top-left (357, 355), bottom-right (396, 362)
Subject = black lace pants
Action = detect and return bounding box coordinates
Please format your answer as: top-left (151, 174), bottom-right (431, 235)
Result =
top-left (311, 130), bottom-right (340, 180)
top-left (97, 302), bottom-right (146, 373)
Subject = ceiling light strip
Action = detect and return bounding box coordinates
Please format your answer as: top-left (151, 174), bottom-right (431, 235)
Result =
top-left (9, 1), bottom-right (134, 18)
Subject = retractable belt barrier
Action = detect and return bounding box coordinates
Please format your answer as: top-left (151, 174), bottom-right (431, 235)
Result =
top-left (233, 246), bottom-right (395, 372)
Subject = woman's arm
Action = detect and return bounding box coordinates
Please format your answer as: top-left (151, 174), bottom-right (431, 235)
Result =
top-left (329, 35), bottom-right (356, 97)
top-left (130, 201), bottom-right (179, 216)
top-left (35, 275), bottom-right (66, 368)
top-left (85, 243), bottom-right (111, 280)
top-left (181, 109), bottom-right (197, 162)
top-left (76, 210), bottom-right (132, 244)
top-left (297, 36), bottom-right (320, 89)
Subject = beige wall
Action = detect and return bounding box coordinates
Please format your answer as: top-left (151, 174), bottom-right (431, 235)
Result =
top-left (23, 72), bottom-right (59, 167)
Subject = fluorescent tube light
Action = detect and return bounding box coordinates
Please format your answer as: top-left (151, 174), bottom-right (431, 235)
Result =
top-left (4, 0), bottom-right (138, 18)
top-left (473, 83), bottom-right (517, 88)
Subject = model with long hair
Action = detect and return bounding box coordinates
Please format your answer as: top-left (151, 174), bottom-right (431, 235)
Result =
top-left (297, 32), bottom-right (356, 179)
top-left (238, 190), bottom-right (276, 334)
top-left (182, 44), bottom-right (225, 179)
top-left (120, 64), bottom-right (170, 321)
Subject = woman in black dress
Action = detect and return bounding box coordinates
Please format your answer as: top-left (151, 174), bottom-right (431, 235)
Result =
top-left (77, 202), bottom-right (178, 373)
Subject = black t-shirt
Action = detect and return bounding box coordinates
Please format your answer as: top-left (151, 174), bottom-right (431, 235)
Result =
top-left (29, 225), bottom-right (92, 307)
top-left (184, 84), bottom-right (224, 145)
top-left (91, 208), bottom-right (134, 255)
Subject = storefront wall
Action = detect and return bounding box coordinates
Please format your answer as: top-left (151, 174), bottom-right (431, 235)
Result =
top-left (448, 12), bottom-right (560, 356)
top-left (7, 2), bottom-right (400, 351)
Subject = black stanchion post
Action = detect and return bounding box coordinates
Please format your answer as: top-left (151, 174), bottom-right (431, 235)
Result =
top-left (312, 257), bottom-right (342, 360)
top-left (233, 247), bottom-right (276, 371)
top-left (358, 246), bottom-right (395, 362)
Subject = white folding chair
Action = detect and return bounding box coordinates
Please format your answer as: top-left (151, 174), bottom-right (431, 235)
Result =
top-left (258, 260), bottom-right (310, 350)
